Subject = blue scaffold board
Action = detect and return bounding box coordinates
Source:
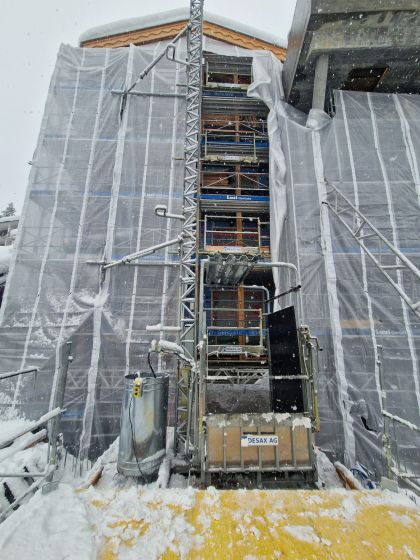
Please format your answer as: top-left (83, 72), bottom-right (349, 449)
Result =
top-left (208, 328), bottom-right (268, 336)
top-left (203, 90), bottom-right (247, 98)
top-left (200, 194), bottom-right (269, 202)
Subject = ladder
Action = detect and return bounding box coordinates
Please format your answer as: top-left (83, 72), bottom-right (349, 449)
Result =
top-left (322, 179), bottom-right (420, 319)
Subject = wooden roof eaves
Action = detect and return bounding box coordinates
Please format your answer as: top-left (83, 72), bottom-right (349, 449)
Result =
top-left (80, 20), bottom-right (286, 61)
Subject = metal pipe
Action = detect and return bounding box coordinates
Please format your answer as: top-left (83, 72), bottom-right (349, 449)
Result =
top-left (325, 180), bottom-right (420, 281)
top-left (145, 324), bottom-right (181, 332)
top-left (326, 202), bottom-right (420, 319)
top-left (0, 429), bottom-right (47, 464)
top-left (0, 407), bottom-right (62, 450)
top-left (206, 375), bottom-right (310, 381)
top-left (46, 342), bottom-right (72, 482)
top-left (126, 24), bottom-right (190, 94)
top-left (155, 205), bottom-right (185, 221)
top-left (86, 260), bottom-right (179, 267)
top-left (199, 258), bottom-right (210, 342)
top-left (0, 471), bottom-right (53, 523)
top-left (102, 235), bottom-right (183, 270)
top-left (0, 470), bottom-right (49, 478)
top-left (390, 467), bottom-right (420, 495)
top-left (0, 367), bottom-right (38, 381)
top-left (253, 261), bottom-right (303, 319)
top-left (382, 410), bottom-right (420, 432)
top-left (198, 336), bottom-right (207, 477)
top-left (112, 90), bottom-right (186, 98)
top-left (377, 345), bottom-right (392, 479)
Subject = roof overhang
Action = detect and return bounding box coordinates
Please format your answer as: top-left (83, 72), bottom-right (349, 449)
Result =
top-left (283, 0), bottom-right (420, 112)
top-left (79, 8), bottom-right (286, 60)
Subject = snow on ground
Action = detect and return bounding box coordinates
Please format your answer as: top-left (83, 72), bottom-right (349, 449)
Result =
top-left (83, 484), bottom-right (201, 560)
top-left (0, 427), bottom-right (419, 559)
top-left (0, 481), bottom-right (419, 560)
top-left (283, 524), bottom-right (322, 544)
top-left (0, 483), bottom-right (95, 560)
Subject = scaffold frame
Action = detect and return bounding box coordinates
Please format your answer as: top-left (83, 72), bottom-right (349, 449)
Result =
top-left (176, 0), bottom-right (204, 456)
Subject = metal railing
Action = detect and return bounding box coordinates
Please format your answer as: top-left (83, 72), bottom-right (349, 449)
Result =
top-left (204, 56), bottom-right (252, 89)
top-left (202, 119), bottom-right (267, 135)
top-left (203, 215), bottom-right (270, 254)
top-left (0, 342), bottom-right (72, 522)
top-left (377, 345), bottom-right (420, 494)
top-left (205, 306), bottom-right (264, 329)
top-left (200, 170), bottom-right (269, 199)
top-left (323, 179), bottom-right (420, 319)
top-left (0, 367), bottom-right (38, 382)
top-left (204, 306), bottom-right (266, 356)
top-left (202, 129), bottom-right (269, 161)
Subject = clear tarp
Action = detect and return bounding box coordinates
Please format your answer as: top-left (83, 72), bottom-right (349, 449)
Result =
top-left (251, 52), bottom-right (420, 478)
top-left (0, 40), bottom-right (419, 479)
top-left (0, 43), bottom-right (186, 459)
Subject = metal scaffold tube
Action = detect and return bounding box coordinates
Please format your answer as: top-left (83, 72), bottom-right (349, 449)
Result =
top-left (176, 0), bottom-right (204, 456)
top-left (323, 179), bottom-right (420, 319)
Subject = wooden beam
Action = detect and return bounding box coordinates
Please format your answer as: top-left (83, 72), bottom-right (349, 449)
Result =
top-left (80, 20), bottom-right (286, 61)
top-left (81, 21), bottom-right (187, 49)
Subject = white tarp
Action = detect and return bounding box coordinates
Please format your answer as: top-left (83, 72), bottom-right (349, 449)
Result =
top-left (251, 54), bottom-right (420, 477)
top-left (0, 40), bottom-right (418, 481)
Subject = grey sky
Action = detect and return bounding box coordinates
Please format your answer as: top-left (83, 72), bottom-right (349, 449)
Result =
top-left (0, 0), bottom-right (296, 213)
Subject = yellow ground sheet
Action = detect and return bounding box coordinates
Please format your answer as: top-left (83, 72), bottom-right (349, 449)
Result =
top-left (84, 488), bottom-right (420, 560)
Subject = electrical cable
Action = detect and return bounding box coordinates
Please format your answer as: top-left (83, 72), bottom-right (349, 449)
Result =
top-left (264, 284), bottom-right (302, 305)
top-left (128, 393), bottom-right (144, 479)
top-left (147, 351), bottom-right (157, 378)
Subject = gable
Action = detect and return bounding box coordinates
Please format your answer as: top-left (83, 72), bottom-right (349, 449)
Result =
top-left (80, 19), bottom-right (285, 60)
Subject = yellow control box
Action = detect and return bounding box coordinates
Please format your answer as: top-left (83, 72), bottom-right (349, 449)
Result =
top-left (132, 377), bottom-right (143, 398)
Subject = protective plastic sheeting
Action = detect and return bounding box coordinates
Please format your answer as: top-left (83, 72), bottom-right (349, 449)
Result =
top-left (0, 38), bottom-right (419, 482)
top-left (0, 43), bottom-right (186, 459)
top-left (251, 51), bottom-right (420, 478)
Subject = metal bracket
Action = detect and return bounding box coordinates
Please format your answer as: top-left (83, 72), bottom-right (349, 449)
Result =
top-left (166, 43), bottom-right (189, 66)
top-left (155, 204), bottom-right (185, 221)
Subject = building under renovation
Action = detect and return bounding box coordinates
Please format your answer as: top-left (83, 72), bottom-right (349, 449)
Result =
top-left (0, 0), bottom-right (419, 493)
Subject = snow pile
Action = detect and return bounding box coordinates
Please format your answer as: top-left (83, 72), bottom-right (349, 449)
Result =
top-left (0, 418), bottom-right (33, 446)
top-left (0, 484), bottom-right (95, 560)
top-left (79, 436), bottom-right (120, 490)
top-left (315, 448), bottom-right (343, 489)
top-left (82, 485), bottom-right (201, 560)
top-left (0, 417), bottom-right (49, 516)
top-left (0, 422), bottom-right (419, 559)
top-left (283, 524), bottom-right (322, 544)
top-left (0, 477), bottom-right (418, 559)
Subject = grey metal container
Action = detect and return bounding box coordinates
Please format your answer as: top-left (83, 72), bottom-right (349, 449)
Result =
top-left (117, 372), bottom-right (169, 478)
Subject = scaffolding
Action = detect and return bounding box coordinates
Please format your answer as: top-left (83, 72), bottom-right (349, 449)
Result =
top-left (176, 0), bottom-right (204, 456)
top-left (179, 47), bottom-right (319, 484)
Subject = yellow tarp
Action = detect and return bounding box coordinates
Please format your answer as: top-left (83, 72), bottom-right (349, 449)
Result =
top-left (84, 487), bottom-right (420, 560)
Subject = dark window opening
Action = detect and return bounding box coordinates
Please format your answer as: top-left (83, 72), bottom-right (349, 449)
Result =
top-left (343, 66), bottom-right (388, 92)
